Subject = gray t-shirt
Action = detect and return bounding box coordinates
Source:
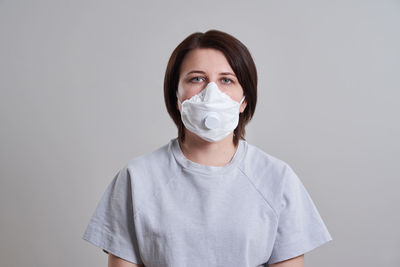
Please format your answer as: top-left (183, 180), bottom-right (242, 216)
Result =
top-left (82, 138), bottom-right (332, 266)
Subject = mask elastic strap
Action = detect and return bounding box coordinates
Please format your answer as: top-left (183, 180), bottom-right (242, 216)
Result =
top-left (239, 95), bottom-right (246, 104)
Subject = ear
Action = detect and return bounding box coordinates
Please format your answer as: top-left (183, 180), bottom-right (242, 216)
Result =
top-left (239, 99), bottom-right (247, 113)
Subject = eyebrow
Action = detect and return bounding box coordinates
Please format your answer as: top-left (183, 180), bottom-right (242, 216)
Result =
top-left (185, 70), bottom-right (237, 77)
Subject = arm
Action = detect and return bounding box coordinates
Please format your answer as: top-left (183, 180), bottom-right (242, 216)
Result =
top-left (108, 253), bottom-right (143, 267)
top-left (269, 254), bottom-right (304, 267)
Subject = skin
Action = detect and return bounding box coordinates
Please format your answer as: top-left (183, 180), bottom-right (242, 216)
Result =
top-left (108, 48), bottom-right (304, 267)
top-left (108, 253), bottom-right (304, 267)
top-left (176, 48), bottom-right (248, 167)
top-left (269, 254), bottom-right (305, 267)
top-left (108, 253), bottom-right (142, 267)
top-left (108, 251), bottom-right (304, 267)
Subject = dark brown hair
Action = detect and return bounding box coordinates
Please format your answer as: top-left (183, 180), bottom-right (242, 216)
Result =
top-left (164, 29), bottom-right (257, 146)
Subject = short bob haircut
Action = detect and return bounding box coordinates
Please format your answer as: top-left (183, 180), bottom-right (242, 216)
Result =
top-left (164, 29), bottom-right (257, 147)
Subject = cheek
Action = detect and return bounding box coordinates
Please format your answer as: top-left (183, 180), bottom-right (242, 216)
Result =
top-left (178, 85), bottom-right (203, 102)
top-left (226, 86), bottom-right (245, 103)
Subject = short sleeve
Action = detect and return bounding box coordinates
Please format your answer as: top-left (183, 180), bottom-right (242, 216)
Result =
top-left (267, 164), bottom-right (332, 264)
top-left (82, 167), bottom-right (143, 265)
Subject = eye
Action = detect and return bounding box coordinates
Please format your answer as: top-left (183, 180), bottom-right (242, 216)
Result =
top-left (221, 78), bottom-right (234, 84)
top-left (189, 76), bottom-right (205, 83)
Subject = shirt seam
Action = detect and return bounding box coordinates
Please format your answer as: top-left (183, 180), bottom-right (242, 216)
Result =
top-left (177, 165), bottom-right (235, 176)
top-left (170, 138), bottom-right (246, 177)
top-left (237, 165), bottom-right (279, 219)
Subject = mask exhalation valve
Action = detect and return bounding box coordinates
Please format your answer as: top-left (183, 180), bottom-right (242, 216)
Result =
top-left (204, 112), bottom-right (220, 130)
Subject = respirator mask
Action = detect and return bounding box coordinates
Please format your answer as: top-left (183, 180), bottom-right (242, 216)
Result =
top-left (177, 82), bottom-right (245, 143)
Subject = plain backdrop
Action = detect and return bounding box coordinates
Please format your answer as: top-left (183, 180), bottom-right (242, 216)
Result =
top-left (0, 0), bottom-right (399, 266)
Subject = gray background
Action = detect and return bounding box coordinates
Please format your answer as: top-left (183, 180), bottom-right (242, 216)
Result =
top-left (1, 0), bottom-right (399, 266)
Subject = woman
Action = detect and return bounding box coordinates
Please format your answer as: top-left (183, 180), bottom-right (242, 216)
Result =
top-left (83, 30), bottom-right (332, 267)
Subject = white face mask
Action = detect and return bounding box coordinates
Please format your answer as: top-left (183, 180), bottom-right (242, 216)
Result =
top-left (177, 82), bottom-right (245, 143)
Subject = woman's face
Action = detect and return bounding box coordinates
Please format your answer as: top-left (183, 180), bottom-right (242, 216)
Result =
top-left (177, 48), bottom-right (247, 113)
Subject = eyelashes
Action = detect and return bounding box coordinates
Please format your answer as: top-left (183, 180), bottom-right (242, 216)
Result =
top-left (189, 76), bottom-right (235, 85)
top-left (221, 78), bottom-right (233, 84)
top-left (190, 77), bottom-right (205, 83)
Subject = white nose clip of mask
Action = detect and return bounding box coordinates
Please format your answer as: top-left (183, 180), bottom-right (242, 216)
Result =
top-left (203, 112), bottom-right (220, 129)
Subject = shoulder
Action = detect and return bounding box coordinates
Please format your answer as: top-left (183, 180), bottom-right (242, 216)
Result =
top-left (125, 141), bottom-right (171, 171)
top-left (116, 140), bottom-right (176, 204)
top-left (240, 141), bottom-right (291, 183)
top-left (120, 140), bottom-right (177, 187)
top-left (239, 141), bottom-right (297, 214)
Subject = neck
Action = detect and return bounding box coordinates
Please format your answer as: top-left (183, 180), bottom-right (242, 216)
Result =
top-left (178, 129), bottom-right (238, 167)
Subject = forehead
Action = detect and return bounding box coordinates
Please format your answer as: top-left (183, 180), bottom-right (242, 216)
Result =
top-left (179, 48), bottom-right (233, 75)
